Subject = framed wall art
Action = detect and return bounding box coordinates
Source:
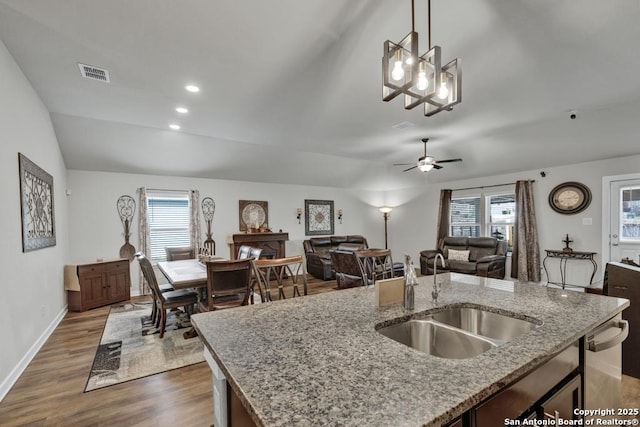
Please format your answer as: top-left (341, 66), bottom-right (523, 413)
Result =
top-left (305, 199), bottom-right (334, 236)
top-left (239, 200), bottom-right (268, 231)
top-left (18, 153), bottom-right (56, 252)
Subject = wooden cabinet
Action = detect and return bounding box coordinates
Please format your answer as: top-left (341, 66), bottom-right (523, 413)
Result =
top-left (68, 259), bottom-right (131, 311)
top-left (604, 262), bottom-right (640, 378)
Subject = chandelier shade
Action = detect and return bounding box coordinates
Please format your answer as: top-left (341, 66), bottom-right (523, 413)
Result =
top-left (382, 0), bottom-right (461, 116)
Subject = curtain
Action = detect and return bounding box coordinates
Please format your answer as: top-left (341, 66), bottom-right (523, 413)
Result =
top-left (189, 189), bottom-right (201, 251)
top-left (137, 187), bottom-right (151, 295)
top-left (436, 189), bottom-right (452, 249)
top-left (511, 180), bottom-right (541, 282)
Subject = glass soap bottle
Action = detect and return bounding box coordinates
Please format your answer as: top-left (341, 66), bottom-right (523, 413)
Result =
top-left (404, 254), bottom-right (418, 309)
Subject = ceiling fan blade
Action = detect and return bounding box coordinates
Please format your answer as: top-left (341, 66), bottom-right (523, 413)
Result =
top-left (393, 163), bottom-right (414, 166)
top-left (434, 158), bottom-right (463, 164)
top-left (432, 164), bottom-right (443, 170)
top-left (403, 165), bottom-right (418, 172)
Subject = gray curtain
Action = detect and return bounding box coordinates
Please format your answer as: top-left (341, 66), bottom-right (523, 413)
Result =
top-left (189, 189), bottom-right (201, 250)
top-left (511, 180), bottom-right (541, 282)
top-left (137, 187), bottom-right (151, 295)
top-left (436, 189), bottom-right (452, 249)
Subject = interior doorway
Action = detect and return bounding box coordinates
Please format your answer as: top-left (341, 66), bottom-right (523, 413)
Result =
top-left (604, 174), bottom-right (640, 266)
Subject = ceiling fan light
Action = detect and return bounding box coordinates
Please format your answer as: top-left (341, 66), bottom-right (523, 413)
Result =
top-left (418, 162), bottom-right (434, 172)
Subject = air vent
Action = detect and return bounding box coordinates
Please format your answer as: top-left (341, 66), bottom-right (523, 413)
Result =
top-left (391, 121), bottom-right (415, 129)
top-left (78, 63), bottom-right (110, 83)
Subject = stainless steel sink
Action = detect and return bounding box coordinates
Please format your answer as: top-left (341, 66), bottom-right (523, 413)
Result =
top-left (377, 306), bottom-right (540, 359)
top-left (428, 307), bottom-right (538, 342)
top-left (377, 319), bottom-right (496, 359)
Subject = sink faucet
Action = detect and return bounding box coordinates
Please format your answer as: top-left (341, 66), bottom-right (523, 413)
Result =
top-left (432, 253), bottom-right (446, 303)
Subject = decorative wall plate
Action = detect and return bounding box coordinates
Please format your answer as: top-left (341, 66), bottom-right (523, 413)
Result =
top-left (305, 199), bottom-right (334, 236)
top-left (239, 200), bottom-right (268, 231)
top-left (548, 181), bottom-right (592, 215)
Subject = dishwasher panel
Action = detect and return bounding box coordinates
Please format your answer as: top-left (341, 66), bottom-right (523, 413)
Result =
top-left (584, 313), bottom-right (628, 411)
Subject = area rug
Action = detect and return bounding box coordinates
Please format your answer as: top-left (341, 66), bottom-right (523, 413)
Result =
top-left (85, 302), bottom-right (204, 392)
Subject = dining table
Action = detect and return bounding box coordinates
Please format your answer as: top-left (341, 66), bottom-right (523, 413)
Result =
top-left (157, 258), bottom-right (219, 289)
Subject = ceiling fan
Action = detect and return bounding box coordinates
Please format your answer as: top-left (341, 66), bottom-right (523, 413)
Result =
top-left (394, 138), bottom-right (462, 172)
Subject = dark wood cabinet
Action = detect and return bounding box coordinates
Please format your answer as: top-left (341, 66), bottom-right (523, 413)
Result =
top-left (68, 259), bottom-right (131, 311)
top-left (604, 262), bottom-right (640, 378)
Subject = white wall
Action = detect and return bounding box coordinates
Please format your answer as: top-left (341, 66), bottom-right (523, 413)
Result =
top-left (66, 170), bottom-right (382, 293)
top-left (385, 155), bottom-right (640, 285)
top-left (0, 40), bottom-right (68, 398)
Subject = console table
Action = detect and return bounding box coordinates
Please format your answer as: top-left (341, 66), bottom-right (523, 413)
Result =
top-left (230, 232), bottom-right (288, 260)
top-left (542, 249), bottom-right (597, 289)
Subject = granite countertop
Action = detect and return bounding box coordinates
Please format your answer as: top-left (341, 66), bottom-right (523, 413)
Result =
top-left (191, 273), bottom-right (629, 427)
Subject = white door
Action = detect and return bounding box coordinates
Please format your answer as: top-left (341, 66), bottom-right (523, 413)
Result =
top-left (609, 179), bottom-right (640, 264)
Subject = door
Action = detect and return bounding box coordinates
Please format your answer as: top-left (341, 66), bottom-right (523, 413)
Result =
top-left (610, 179), bottom-right (640, 264)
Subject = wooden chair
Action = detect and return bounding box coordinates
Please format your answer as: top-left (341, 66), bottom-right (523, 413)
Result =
top-left (199, 258), bottom-right (254, 312)
top-left (136, 252), bottom-right (198, 338)
top-left (165, 246), bottom-right (195, 261)
top-left (237, 245), bottom-right (264, 302)
top-left (253, 255), bottom-right (308, 300)
top-left (355, 249), bottom-right (397, 287)
top-left (133, 252), bottom-right (173, 325)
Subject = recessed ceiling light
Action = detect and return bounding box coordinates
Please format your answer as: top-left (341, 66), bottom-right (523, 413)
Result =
top-left (175, 107), bottom-right (189, 114)
top-left (169, 124), bottom-right (181, 130)
top-left (185, 85), bottom-right (200, 93)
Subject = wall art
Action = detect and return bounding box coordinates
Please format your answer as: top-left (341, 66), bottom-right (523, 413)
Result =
top-left (305, 199), bottom-right (334, 236)
top-left (18, 153), bottom-right (56, 252)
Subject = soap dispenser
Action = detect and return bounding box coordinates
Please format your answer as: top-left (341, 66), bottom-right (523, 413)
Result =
top-left (403, 254), bottom-right (418, 310)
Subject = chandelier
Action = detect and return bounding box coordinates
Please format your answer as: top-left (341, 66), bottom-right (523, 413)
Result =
top-left (382, 0), bottom-right (461, 116)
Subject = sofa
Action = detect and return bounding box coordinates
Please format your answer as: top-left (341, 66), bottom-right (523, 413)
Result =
top-left (303, 235), bottom-right (368, 280)
top-left (420, 236), bottom-right (507, 279)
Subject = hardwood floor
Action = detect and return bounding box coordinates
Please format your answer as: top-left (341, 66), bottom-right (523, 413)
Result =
top-left (1, 276), bottom-right (639, 426)
top-left (0, 276), bottom-right (337, 427)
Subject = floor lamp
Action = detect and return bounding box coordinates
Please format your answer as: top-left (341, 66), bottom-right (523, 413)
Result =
top-left (379, 206), bottom-right (392, 249)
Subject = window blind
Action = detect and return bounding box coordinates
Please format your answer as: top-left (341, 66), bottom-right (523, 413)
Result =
top-left (147, 194), bottom-right (191, 262)
top-left (451, 197), bottom-right (481, 237)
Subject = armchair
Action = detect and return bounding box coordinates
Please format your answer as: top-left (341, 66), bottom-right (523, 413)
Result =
top-left (303, 235), bottom-right (368, 280)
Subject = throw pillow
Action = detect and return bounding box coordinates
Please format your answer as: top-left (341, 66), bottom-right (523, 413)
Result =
top-left (448, 249), bottom-right (470, 262)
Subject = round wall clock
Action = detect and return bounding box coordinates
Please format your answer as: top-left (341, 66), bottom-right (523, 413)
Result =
top-left (548, 181), bottom-right (592, 215)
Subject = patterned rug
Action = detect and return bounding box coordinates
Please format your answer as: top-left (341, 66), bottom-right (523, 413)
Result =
top-left (85, 302), bottom-right (204, 392)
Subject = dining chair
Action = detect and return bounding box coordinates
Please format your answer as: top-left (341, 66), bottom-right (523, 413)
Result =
top-left (253, 255), bottom-right (308, 300)
top-left (237, 245), bottom-right (264, 302)
top-left (133, 252), bottom-right (173, 325)
top-left (165, 246), bottom-right (196, 261)
top-left (355, 249), bottom-right (397, 287)
top-left (200, 258), bottom-right (254, 312)
top-left (136, 252), bottom-right (198, 338)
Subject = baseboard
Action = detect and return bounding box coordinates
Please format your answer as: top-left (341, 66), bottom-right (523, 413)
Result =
top-left (0, 304), bottom-right (68, 402)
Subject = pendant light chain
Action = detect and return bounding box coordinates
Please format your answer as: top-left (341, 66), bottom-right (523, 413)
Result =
top-left (427, 0), bottom-right (432, 49)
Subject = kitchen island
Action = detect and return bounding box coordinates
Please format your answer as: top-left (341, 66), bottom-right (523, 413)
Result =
top-left (191, 273), bottom-right (628, 426)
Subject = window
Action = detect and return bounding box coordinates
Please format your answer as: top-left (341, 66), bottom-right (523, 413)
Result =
top-left (621, 186), bottom-right (640, 242)
top-left (487, 194), bottom-right (516, 250)
top-left (147, 191), bottom-right (191, 262)
top-left (450, 191), bottom-right (515, 250)
top-left (450, 197), bottom-right (481, 237)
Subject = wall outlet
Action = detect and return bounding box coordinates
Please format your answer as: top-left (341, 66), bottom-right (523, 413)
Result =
top-left (582, 218), bottom-right (593, 226)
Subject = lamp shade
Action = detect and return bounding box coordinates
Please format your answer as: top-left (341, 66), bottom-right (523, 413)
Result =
top-left (379, 206), bottom-right (393, 214)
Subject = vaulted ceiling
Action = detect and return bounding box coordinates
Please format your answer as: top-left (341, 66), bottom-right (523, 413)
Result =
top-left (1, 0), bottom-right (639, 190)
